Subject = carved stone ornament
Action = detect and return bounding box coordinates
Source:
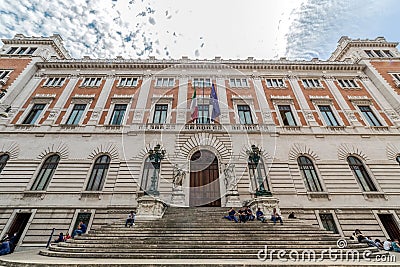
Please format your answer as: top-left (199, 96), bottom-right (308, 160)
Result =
top-left (223, 163), bottom-right (237, 191)
top-left (172, 164), bottom-right (187, 189)
top-left (136, 195), bottom-right (167, 221)
top-left (247, 196), bottom-right (280, 217)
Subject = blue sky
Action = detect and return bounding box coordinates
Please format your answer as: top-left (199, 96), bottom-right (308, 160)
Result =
top-left (0, 0), bottom-right (399, 60)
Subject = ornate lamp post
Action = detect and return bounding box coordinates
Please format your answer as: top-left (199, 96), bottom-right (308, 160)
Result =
top-left (247, 145), bottom-right (271, 197)
top-left (147, 144), bottom-right (166, 196)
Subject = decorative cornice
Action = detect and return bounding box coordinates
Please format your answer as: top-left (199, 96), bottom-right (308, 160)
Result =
top-left (36, 59), bottom-right (365, 72)
top-left (329, 36), bottom-right (398, 61)
top-left (2, 34), bottom-right (71, 59)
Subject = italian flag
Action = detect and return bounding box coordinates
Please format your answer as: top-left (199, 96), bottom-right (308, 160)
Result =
top-left (190, 87), bottom-right (198, 120)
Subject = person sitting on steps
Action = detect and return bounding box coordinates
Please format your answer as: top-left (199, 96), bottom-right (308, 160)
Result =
top-left (125, 210), bottom-right (136, 227)
top-left (256, 208), bottom-right (267, 223)
top-left (224, 207), bottom-right (238, 223)
top-left (71, 221), bottom-right (87, 238)
top-left (238, 207), bottom-right (247, 223)
top-left (392, 239), bottom-right (400, 252)
top-left (353, 229), bottom-right (376, 247)
top-left (383, 239), bottom-right (392, 251)
top-left (64, 231), bottom-right (71, 241)
top-left (246, 206), bottom-right (255, 221)
top-left (288, 211), bottom-right (296, 219)
top-left (54, 232), bottom-right (64, 243)
top-left (271, 208), bottom-right (283, 225)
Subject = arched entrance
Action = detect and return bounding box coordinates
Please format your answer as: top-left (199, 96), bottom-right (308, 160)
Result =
top-left (189, 150), bottom-right (221, 207)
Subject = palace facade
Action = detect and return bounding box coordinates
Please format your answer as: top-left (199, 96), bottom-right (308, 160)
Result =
top-left (1, 34), bottom-right (400, 248)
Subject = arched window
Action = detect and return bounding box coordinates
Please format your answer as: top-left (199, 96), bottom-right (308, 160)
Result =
top-left (31, 154), bottom-right (60, 191)
top-left (248, 158), bottom-right (270, 194)
top-left (347, 156), bottom-right (377, 192)
top-left (140, 156), bottom-right (159, 194)
top-left (297, 156), bottom-right (323, 192)
top-left (86, 155), bottom-right (110, 191)
top-left (0, 154), bottom-right (9, 174)
top-left (396, 155), bottom-right (400, 165)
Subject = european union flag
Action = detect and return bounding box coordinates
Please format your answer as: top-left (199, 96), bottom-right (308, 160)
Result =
top-left (210, 83), bottom-right (221, 120)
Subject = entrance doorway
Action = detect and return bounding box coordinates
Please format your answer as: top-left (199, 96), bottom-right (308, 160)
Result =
top-left (189, 150), bottom-right (221, 207)
top-left (6, 213), bottom-right (31, 247)
top-left (378, 214), bottom-right (400, 240)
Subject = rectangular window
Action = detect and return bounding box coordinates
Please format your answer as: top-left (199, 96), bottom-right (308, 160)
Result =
top-left (237, 105), bottom-right (253, 124)
top-left (374, 50), bottom-right (383, 57)
top-left (319, 213), bottom-right (339, 234)
top-left (198, 104), bottom-right (210, 124)
top-left (266, 79), bottom-right (285, 88)
top-left (44, 77), bottom-right (66, 87)
top-left (7, 47), bottom-right (18, 54)
top-left (193, 78), bottom-right (211, 88)
top-left (23, 104), bottom-right (45, 124)
top-left (318, 105), bottom-right (339, 126)
top-left (358, 105), bottom-right (382, 126)
top-left (278, 105), bottom-right (297, 126)
top-left (338, 79), bottom-right (359, 88)
top-left (230, 78), bottom-right (248, 87)
top-left (81, 78), bottom-right (102, 87)
top-left (365, 50), bottom-right (374, 57)
top-left (391, 73), bottom-right (400, 83)
top-left (26, 47), bottom-right (37, 55)
top-left (17, 47), bottom-right (27, 55)
top-left (118, 77), bottom-right (138, 87)
top-left (156, 78), bottom-right (174, 87)
top-left (66, 104), bottom-right (86, 125)
top-left (383, 50), bottom-right (393, 57)
top-left (109, 104), bottom-right (127, 125)
top-left (0, 70), bottom-right (12, 80)
top-left (152, 104), bottom-right (168, 124)
top-left (302, 79), bottom-right (321, 88)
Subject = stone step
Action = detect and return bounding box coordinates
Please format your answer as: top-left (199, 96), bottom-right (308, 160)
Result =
top-left (48, 246), bottom-right (379, 254)
top-left (41, 206), bottom-right (380, 262)
top-left (71, 236), bottom-right (344, 242)
top-left (55, 243), bottom-right (368, 250)
top-left (110, 220), bottom-right (315, 229)
top-left (61, 239), bottom-right (358, 246)
top-left (40, 250), bottom-right (386, 260)
top-left (90, 228), bottom-right (332, 234)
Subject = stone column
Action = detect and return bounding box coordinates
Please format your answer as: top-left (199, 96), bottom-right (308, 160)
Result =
top-left (252, 77), bottom-right (275, 126)
top-left (133, 74), bottom-right (152, 123)
top-left (43, 75), bottom-right (79, 124)
top-left (176, 76), bottom-right (188, 124)
top-left (216, 77), bottom-right (230, 124)
top-left (325, 77), bottom-right (362, 127)
top-left (287, 75), bottom-right (318, 126)
top-left (87, 74), bottom-right (115, 125)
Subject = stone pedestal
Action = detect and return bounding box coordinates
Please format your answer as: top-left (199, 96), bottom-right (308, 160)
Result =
top-left (248, 196), bottom-right (280, 215)
top-left (170, 187), bottom-right (186, 207)
top-left (225, 190), bottom-right (242, 207)
top-left (136, 195), bottom-right (167, 221)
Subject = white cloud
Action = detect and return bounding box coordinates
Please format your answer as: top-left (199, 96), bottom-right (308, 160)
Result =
top-left (0, 0), bottom-right (399, 60)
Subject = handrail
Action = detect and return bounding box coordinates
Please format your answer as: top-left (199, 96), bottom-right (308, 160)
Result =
top-left (46, 228), bottom-right (55, 248)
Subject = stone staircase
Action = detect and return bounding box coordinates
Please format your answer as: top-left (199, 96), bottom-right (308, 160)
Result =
top-left (40, 207), bottom-right (386, 260)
